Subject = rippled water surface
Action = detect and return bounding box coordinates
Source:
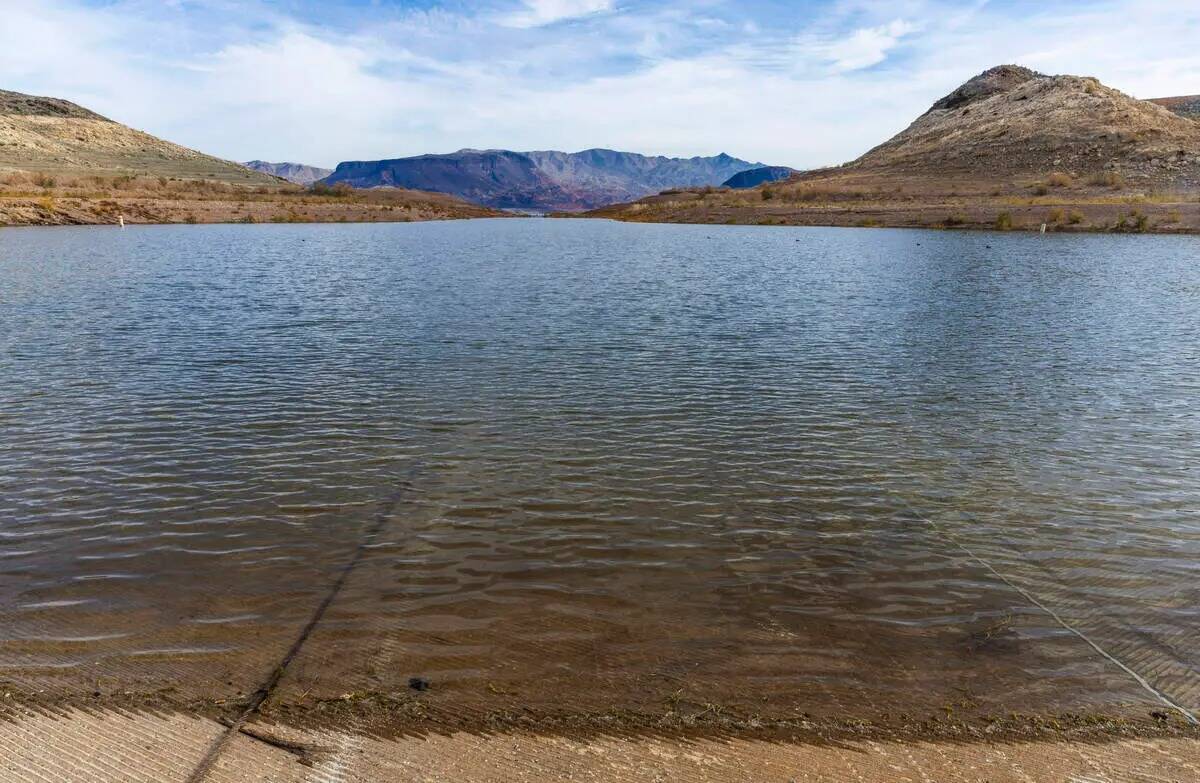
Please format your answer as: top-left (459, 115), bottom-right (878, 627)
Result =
top-left (1, 219), bottom-right (1198, 726)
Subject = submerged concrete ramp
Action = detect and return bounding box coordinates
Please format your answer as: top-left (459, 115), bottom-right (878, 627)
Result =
top-left (3, 708), bottom-right (1200, 783)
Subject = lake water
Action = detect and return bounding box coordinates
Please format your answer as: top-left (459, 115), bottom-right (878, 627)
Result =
top-left (1, 219), bottom-right (1198, 732)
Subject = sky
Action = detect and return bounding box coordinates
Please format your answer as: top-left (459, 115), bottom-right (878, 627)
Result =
top-left (3, 0), bottom-right (1199, 169)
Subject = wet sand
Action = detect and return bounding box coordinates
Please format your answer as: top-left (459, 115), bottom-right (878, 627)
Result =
top-left (3, 706), bottom-right (1200, 783)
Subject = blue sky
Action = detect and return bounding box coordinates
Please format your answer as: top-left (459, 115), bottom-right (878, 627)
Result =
top-left (4, 0), bottom-right (1199, 168)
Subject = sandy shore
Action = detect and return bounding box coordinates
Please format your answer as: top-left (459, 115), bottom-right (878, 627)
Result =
top-left (3, 704), bottom-right (1199, 783)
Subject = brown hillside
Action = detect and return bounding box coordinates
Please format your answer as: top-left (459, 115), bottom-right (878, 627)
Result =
top-left (0, 88), bottom-right (277, 185)
top-left (849, 66), bottom-right (1200, 189)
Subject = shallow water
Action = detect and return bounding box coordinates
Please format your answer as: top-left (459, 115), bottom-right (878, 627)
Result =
top-left (1, 219), bottom-right (1198, 726)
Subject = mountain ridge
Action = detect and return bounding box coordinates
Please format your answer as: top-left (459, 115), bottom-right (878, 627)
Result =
top-left (323, 148), bottom-right (768, 211)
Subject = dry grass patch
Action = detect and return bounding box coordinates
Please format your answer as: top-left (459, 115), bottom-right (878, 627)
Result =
top-left (1088, 171), bottom-right (1126, 189)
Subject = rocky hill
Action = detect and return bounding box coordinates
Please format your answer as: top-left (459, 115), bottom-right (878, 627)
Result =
top-left (847, 65), bottom-right (1200, 188)
top-left (243, 160), bottom-right (333, 185)
top-left (1150, 95), bottom-right (1200, 121)
top-left (0, 89), bottom-right (278, 185)
top-left (723, 166), bottom-right (796, 189)
top-left (323, 149), bottom-right (766, 211)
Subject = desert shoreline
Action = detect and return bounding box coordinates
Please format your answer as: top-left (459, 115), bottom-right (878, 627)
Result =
top-left (6, 199), bottom-right (1198, 233)
top-left (570, 192), bottom-right (1200, 235)
top-left (0, 193), bottom-right (505, 227)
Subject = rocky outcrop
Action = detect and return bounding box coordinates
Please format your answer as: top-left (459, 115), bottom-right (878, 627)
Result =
top-left (0, 89), bottom-right (108, 120)
top-left (926, 65), bottom-right (1042, 112)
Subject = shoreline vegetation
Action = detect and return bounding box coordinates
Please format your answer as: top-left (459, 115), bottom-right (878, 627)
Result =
top-left (567, 173), bottom-right (1200, 234)
top-left (0, 174), bottom-right (504, 226)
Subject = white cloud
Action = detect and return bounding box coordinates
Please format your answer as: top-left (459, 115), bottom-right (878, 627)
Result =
top-left (500, 0), bottom-right (614, 28)
top-left (820, 19), bottom-right (917, 72)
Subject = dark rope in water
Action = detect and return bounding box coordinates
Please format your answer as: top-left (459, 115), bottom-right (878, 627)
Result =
top-left (185, 480), bottom-right (413, 782)
top-left (893, 491), bottom-right (1199, 726)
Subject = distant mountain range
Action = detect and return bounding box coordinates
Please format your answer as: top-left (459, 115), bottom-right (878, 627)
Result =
top-left (722, 166), bottom-right (796, 189)
top-left (242, 160), bottom-right (333, 185)
top-left (322, 149), bottom-right (770, 211)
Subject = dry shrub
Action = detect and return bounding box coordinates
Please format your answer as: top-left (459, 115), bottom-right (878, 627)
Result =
top-left (1, 171), bottom-right (31, 187)
top-left (1088, 171), bottom-right (1125, 189)
top-left (1112, 209), bottom-right (1149, 232)
top-left (1046, 172), bottom-right (1073, 188)
top-left (309, 181), bottom-right (354, 198)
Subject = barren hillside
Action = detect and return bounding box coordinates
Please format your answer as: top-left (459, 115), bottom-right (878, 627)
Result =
top-left (0, 89), bottom-right (277, 185)
top-left (849, 66), bottom-right (1200, 189)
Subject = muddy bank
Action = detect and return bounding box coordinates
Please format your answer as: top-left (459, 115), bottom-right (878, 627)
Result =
top-left (573, 191), bottom-right (1200, 234)
top-left (4, 684), bottom-right (1196, 746)
top-left (4, 705), bottom-right (1199, 783)
top-left (0, 194), bottom-right (503, 226)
